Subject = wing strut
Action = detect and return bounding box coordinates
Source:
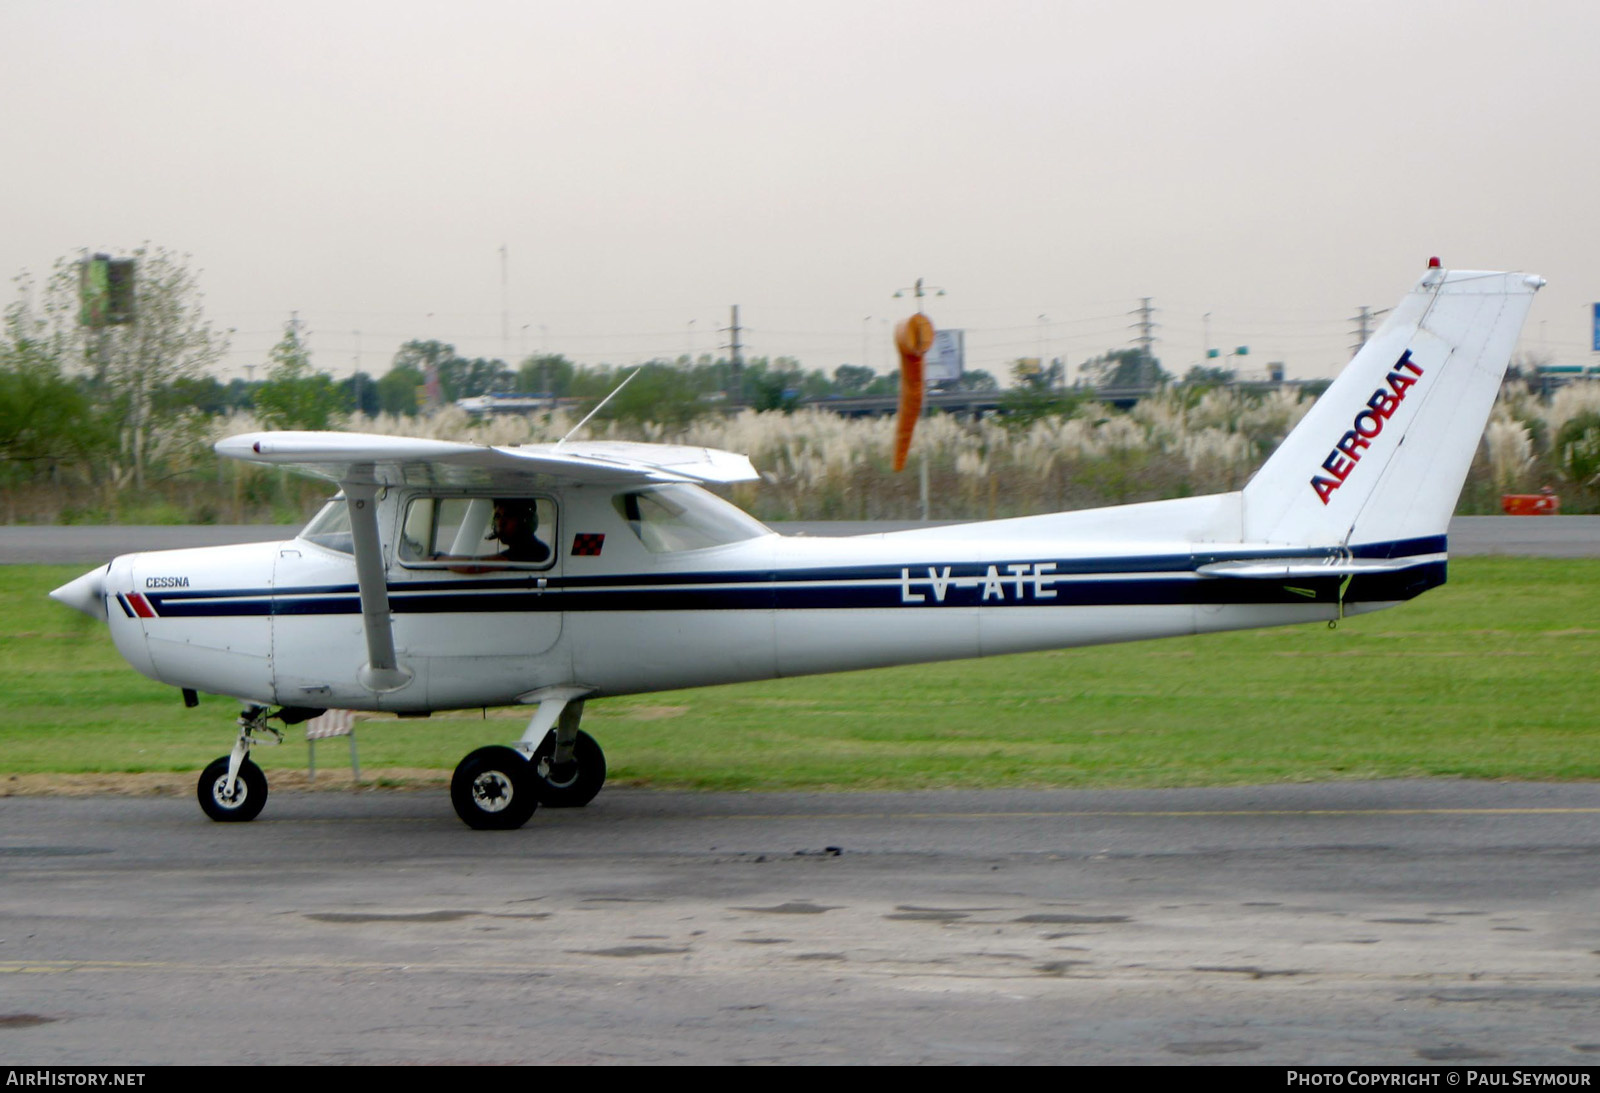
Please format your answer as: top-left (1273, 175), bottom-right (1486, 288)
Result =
top-left (343, 477), bottom-right (413, 693)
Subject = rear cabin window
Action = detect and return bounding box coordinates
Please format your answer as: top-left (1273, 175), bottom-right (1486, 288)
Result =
top-left (399, 496), bottom-right (557, 569)
top-left (612, 484), bottom-right (770, 554)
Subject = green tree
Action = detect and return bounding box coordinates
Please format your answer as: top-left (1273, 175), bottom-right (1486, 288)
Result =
top-left (1001, 358), bottom-right (1076, 427)
top-left (1010, 357), bottom-right (1065, 392)
top-left (1182, 365), bottom-right (1234, 386)
top-left (1557, 412), bottom-right (1600, 487)
top-left (593, 361), bottom-right (714, 427)
top-left (339, 372), bottom-right (380, 417)
top-left (833, 364), bottom-right (876, 394)
top-left (154, 375), bottom-right (233, 417)
top-left (743, 357), bottom-right (806, 412)
top-left (10, 245), bottom-right (229, 488)
top-left (953, 369), bottom-right (997, 392)
top-left (0, 306), bottom-right (97, 465)
top-left (390, 340), bottom-right (513, 403)
top-left (517, 353), bottom-right (576, 397)
top-left (1087, 348), bottom-right (1167, 388)
top-left (375, 365), bottom-right (422, 416)
top-left (253, 321), bottom-right (342, 430)
top-left (441, 357), bottom-right (515, 400)
top-left (864, 371), bottom-right (899, 396)
top-left (392, 339), bottom-right (457, 409)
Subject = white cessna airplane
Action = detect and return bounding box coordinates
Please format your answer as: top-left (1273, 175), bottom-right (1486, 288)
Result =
top-left (50, 263), bottom-right (1542, 829)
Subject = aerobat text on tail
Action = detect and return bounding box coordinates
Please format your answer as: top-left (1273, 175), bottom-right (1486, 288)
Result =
top-left (1241, 265), bottom-right (1542, 547)
top-left (49, 262), bottom-right (1543, 829)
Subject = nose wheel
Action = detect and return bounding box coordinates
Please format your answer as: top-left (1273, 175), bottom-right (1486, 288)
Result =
top-left (196, 705), bottom-right (282, 822)
top-left (451, 746), bottom-right (539, 829)
top-left (197, 756), bottom-right (269, 822)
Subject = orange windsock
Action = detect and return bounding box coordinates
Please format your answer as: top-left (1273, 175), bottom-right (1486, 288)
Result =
top-left (892, 313), bottom-right (935, 472)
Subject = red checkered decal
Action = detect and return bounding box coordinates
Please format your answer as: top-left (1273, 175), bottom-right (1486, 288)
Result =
top-left (571, 533), bottom-right (605, 557)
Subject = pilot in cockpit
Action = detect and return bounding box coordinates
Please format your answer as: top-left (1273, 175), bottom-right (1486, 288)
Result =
top-left (485, 499), bottom-right (551, 564)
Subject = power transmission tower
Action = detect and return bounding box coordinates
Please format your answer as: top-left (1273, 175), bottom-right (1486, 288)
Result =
top-left (722, 305), bottom-right (744, 406)
top-left (1130, 297), bottom-right (1159, 378)
top-left (1349, 305), bottom-right (1389, 354)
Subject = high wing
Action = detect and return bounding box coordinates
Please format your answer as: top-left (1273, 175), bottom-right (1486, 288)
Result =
top-left (214, 431), bottom-right (758, 697)
top-left (215, 431), bottom-right (760, 489)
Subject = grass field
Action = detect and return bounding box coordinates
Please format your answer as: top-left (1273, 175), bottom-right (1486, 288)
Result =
top-left (3, 558), bottom-right (1597, 790)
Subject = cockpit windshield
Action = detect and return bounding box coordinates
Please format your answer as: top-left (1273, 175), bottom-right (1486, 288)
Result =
top-left (613, 484), bottom-right (772, 553)
top-left (299, 495), bottom-right (354, 554)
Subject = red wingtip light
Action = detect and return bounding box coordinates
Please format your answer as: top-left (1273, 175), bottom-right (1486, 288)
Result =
top-left (253, 441), bottom-right (262, 453)
top-left (1427, 256), bottom-right (1442, 268)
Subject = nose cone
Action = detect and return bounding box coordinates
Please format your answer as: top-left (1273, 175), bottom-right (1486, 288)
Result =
top-left (51, 565), bottom-right (109, 622)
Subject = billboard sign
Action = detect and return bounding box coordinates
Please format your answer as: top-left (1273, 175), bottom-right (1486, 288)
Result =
top-left (927, 329), bottom-right (965, 384)
top-left (78, 254), bottom-right (135, 328)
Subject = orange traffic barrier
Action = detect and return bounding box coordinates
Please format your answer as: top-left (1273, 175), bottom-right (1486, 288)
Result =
top-left (1501, 491), bottom-right (1560, 516)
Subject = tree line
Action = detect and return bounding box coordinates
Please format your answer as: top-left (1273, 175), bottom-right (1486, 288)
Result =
top-left (5, 245), bottom-right (1596, 523)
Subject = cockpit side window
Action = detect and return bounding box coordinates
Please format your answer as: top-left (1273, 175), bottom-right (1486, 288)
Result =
top-left (299, 495), bottom-right (355, 555)
top-left (399, 496), bottom-right (557, 570)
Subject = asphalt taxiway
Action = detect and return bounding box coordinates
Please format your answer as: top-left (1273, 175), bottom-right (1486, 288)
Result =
top-left (4, 517), bottom-right (1596, 1063)
top-left (3, 781), bottom-right (1597, 1065)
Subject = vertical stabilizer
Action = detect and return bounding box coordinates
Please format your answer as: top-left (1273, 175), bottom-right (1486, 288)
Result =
top-left (1241, 267), bottom-right (1542, 547)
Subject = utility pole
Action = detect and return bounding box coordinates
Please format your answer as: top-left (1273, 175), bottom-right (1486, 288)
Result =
top-left (1349, 305), bottom-right (1388, 354)
top-left (499, 244), bottom-right (509, 365)
top-left (894, 277), bottom-right (946, 313)
top-left (352, 329), bottom-right (363, 415)
top-left (1130, 297), bottom-right (1158, 380)
top-left (723, 305), bottom-right (744, 406)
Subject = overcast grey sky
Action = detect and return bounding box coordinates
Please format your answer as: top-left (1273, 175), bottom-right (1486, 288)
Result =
top-left (3, 0), bottom-right (1595, 383)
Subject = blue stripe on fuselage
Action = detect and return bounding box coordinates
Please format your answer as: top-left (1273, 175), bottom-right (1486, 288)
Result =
top-left (136, 538), bottom-right (1447, 618)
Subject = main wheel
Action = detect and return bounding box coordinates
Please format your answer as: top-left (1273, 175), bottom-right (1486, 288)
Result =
top-left (197, 756), bottom-right (269, 823)
top-left (532, 729), bottom-right (606, 808)
top-left (451, 746), bottom-right (538, 830)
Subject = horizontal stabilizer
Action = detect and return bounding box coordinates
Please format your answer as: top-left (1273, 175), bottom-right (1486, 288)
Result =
top-left (1196, 556), bottom-right (1439, 580)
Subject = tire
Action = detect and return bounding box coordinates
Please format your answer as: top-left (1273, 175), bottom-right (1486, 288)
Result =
top-left (532, 729), bottom-right (606, 808)
top-left (451, 746), bottom-right (538, 830)
top-left (198, 756), bottom-right (269, 823)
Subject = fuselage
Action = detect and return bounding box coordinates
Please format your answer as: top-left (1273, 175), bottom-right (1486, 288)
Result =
top-left (90, 482), bottom-right (1441, 713)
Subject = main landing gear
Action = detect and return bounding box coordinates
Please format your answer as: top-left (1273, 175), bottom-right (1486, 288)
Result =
top-left (449, 691), bottom-right (605, 830)
top-left (192, 698), bottom-right (606, 830)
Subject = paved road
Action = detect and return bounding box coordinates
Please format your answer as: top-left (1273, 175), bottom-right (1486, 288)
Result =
top-left (2, 781), bottom-right (1596, 1065)
top-left (3, 515), bottom-right (1598, 563)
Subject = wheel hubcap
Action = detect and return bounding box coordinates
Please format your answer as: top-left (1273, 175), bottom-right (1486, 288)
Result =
top-left (538, 758), bottom-right (580, 789)
top-left (471, 770), bottom-right (514, 812)
top-left (212, 778), bottom-right (246, 808)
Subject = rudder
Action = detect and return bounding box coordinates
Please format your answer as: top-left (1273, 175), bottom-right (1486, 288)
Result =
top-left (1241, 266), bottom-right (1542, 548)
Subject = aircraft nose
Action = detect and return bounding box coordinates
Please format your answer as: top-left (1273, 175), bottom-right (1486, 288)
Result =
top-left (50, 565), bottom-right (110, 622)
